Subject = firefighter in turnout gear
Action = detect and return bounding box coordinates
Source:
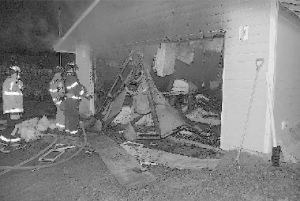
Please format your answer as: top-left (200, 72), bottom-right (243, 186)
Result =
top-left (2, 66), bottom-right (24, 120)
top-left (49, 66), bottom-right (65, 130)
top-left (63, 62), bottom-right (90, 135)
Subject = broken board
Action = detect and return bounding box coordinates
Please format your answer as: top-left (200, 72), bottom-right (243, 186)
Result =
top-left (89, 133), bottom-right (156, 188)
top-left (121, 141), bottom-right (220, 170)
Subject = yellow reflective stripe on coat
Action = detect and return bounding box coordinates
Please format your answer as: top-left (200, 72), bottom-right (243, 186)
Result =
top-left (49, 88), bottom-right (58, 93)
top-left (0, 135), bottom-right (21, 143)
top-left (3, 91), bottom-right (23, 96)
top-left (56, 123), bottom-right (65, 128)
top-left (79, 89), bottom-right (84, 96)
top-left (66, 82), bottom-right (78, 90)
top-left (71, 96), bottom-right (81, 100)
top-left (69, 130), bottom-right (78, 134)
top-left (55, 100), bottom-right (63, 105)
top-left (4, 108), bottom-right (23, 113)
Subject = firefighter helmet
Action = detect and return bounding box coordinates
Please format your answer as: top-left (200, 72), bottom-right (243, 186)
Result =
top-left (10, 66), bottom-right (21, 72)
top-left (55, 65), bottom-right (64, 71)
top-left (65, 61), bottom-right (78, 73)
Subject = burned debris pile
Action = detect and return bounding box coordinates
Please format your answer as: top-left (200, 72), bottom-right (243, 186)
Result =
top-left (98, 50), bottom-right (223, 163)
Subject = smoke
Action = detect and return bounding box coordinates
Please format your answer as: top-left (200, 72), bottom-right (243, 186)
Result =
top-left (0, 1), bottom-right (57, 52)
top-left (0, 0), bottom-right (92, 53)
top-left (58, 0), bottom-right (94, 34)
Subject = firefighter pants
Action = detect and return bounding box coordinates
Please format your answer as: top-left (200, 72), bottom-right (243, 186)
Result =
top-left (64, 98), bottom-right (80, 134)
top-left (55, 104), bottom-right (65, 130)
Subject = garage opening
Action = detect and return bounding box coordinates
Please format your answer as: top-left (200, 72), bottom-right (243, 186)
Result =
top-left (94, 33), bottom-right (225, 154)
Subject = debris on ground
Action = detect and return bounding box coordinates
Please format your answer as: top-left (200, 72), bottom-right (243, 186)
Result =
top-left (2, 116), bottom-right (57, 143)
top-left (17, 118), bottom-right (41, 142)
top-left (186, 107), bottom-right (221, 126)
top-left (37, 115), bottom-right (52, 132)
top-left (106, 53), bottom-right (185, 140)
top-left (121, 141), bottom-right (220, 170)
top-left (99, 52), bottom-right (223, 164)
top-left (38, 143), bottom-right (76, 163)
top-left (195, 94), bottom-right (210, 102)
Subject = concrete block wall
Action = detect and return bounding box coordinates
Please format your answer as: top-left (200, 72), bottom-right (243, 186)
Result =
top-left (274, 5), bottom-right (300, 161)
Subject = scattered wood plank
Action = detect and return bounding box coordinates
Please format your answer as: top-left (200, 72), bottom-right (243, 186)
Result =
top-left (89, 134), bottom-right (156, 189)
top-left (167, 136), bottom-right (225, 153)
top-left (121, 141), bottom-right (220, 170)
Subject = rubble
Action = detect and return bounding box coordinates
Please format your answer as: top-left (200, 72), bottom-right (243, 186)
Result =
top-left (171, 79), bottom-right (189, 95)
top-left (121, 141), bottom-right (220, 170)
top-left (132, 80), bottom-right (151, 115)
top-left (102, 90), bottom-right (127, 124)
top-left (156, 105), bottom-right (185, 138)
top-left (11, 116), bottom-right (56, 142)
top-left (37, 115), bottom-right (51, 132)
top-left (17, 118), bottom-right (40, 142)
top-left (186, 107), bottom-right (221, 126)
top-left (104, 51), bottom-right (221, 151)
top-left (38, 144), bottom-right (76, 163)
top-left (195, 94), bottom-right (210, 102)
top-left (135, 114), bottom-right (154, 127)
top-left (124, 123), bottom-right (137, 141)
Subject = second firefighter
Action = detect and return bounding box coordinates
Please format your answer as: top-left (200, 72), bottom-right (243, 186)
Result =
top-left (63, 62), bottom-right (91, 135)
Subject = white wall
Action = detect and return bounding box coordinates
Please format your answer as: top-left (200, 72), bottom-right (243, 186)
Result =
top-left (220, 0), bottom-right (271, 153)
top-left (274, 5), bottom-right (300, 161)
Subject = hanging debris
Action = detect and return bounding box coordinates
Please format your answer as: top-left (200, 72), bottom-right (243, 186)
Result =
top-left (153, 43), bottom-right (177, 77)
top-left (176, 41), bottom-right (195, 65)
